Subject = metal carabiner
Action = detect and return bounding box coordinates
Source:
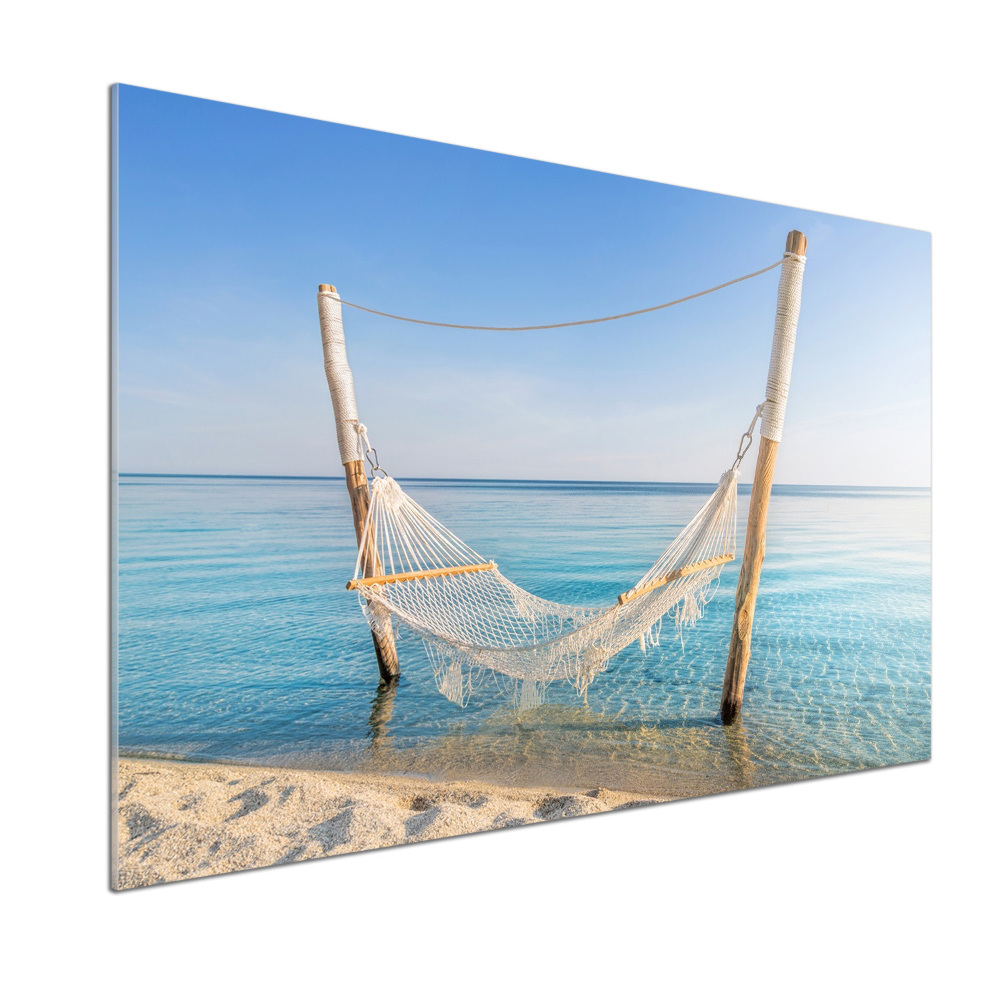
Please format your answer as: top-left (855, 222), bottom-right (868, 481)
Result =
top-left (732, 431), bottom-right (754, 469)
top-left (365, 445), bottom-right (386, 478)
top-left (355, 422), bottom-right (388, 478)
top-left (731, 401), bottom-right (768, 470)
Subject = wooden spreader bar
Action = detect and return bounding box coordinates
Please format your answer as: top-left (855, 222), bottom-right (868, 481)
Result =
top-left (348, 561), bottom-right (497, 591)
top-left (617, 553), bottom-right (735, 606)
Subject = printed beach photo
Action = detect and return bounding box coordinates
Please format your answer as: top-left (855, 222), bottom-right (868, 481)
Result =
top-left (112, 84), bottom-right (931, 890)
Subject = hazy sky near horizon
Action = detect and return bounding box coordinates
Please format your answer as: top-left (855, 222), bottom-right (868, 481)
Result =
top-left (115, 85), bottom-right (930, 486)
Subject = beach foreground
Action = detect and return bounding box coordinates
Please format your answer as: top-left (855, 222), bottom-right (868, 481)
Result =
top-left (116, 758), bottom-right (669, 889)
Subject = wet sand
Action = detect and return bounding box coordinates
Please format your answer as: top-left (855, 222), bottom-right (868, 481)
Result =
top-left (116, 757), bottom-right (670, 889)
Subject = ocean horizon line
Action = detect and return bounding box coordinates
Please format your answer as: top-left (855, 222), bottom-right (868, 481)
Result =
top-left (117, 472), bottom-right (930, 491)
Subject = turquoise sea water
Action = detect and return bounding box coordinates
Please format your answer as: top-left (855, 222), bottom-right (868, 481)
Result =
top-left (116, 476), bottom-right (930, 797)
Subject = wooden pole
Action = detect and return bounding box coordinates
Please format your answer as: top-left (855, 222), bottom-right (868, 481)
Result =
top-left (720, 231), bottom-right (806, 724)
top-left (318, 283), bottom-right (400, 684)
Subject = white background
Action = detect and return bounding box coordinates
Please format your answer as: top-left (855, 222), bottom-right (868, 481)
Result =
top-left (2, 2), bottom-right (995, 996)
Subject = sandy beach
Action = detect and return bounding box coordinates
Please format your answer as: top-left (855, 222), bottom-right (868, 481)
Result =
top-left (116, 757), bottom-right (669, 889)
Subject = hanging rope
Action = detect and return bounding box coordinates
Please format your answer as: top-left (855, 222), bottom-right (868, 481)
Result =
top-left (328, 257), bottom-right (788, 332)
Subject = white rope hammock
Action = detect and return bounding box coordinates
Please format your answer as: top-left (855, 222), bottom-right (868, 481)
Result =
top-left (320, 249), bottom-right (807, 708)
top-left (347, 456), bottom-right (739, 708)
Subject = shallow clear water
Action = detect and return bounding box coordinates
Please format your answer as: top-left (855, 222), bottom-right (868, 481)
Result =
top-left (116, 476), bottom-right (930, 797)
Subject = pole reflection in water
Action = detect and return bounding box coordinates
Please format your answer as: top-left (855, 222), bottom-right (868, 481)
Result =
top-left (366, 681), bottom-right (398, 767)
top-left (722, 716), bottom-right (756, 789)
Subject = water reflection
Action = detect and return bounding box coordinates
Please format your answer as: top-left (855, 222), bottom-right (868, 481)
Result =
top-left (722, 717), bottom-right (755, 789)
top-left (366, 681), bottom-right (398, 765)
top-left (353, 699), bottom-right (770, 799)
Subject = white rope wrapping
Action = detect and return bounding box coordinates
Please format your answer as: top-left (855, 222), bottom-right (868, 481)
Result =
top-left (317, 289), bottom-right (364, 464)
top-left (761, 251), bottom-right (806, 442)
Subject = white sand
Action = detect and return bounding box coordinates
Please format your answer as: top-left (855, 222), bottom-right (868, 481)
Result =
top-left (116, 758), bottom-right (670, 889)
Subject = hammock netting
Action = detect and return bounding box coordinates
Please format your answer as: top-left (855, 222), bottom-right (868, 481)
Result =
top-left (349, 469), bottom-right (739, 707)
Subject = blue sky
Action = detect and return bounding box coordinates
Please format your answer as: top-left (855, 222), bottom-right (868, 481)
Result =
top-left (115, 84), bottom-right (930, 485)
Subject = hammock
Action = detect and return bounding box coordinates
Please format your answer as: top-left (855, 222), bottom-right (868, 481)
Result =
top-left (318, 243), bottom-right (806, 708)
top-left (347, 466), bottom-right (739, 707)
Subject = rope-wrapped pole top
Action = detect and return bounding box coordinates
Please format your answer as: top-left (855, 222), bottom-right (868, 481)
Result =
top-left (317, 284), bottom-right (365, 465)
top-left (760, 230), bottom-right (807, 442)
